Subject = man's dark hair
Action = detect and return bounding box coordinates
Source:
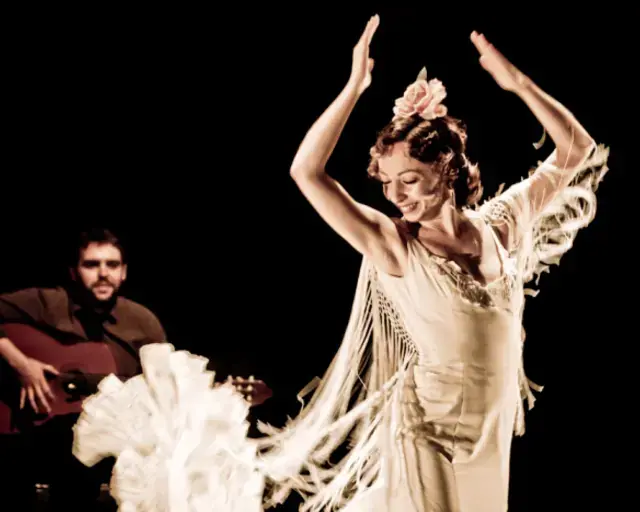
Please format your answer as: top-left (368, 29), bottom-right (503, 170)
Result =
top-left (70, 228), bottom-right (127, 266)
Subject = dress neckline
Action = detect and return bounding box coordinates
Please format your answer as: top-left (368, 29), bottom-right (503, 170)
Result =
top-left (410, 214), bottom-right (511, 290)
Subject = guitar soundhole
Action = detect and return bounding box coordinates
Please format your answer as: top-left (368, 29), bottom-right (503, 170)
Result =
top-left (60, 370), bottom-right (91, 400)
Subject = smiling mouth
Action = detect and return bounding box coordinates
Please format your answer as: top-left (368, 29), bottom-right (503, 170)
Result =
top-left (398, 203), bottom-right (418, 213)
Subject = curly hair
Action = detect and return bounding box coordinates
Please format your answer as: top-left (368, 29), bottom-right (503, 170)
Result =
top-left (367, 114), bottom-right (483, 207)
top-left (71, 227), bottom-right (126, 267)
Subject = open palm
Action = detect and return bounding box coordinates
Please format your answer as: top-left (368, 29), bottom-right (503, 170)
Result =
top-left (471, 31), bottom-right (530, 92)
top-left (350, 15), bottom-right (380, 95)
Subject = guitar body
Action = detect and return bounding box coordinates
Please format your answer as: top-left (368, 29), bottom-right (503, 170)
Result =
top-left (0, 323), bottom-right (273, 436)
top-left (0, 323), bottom-right (118, 434)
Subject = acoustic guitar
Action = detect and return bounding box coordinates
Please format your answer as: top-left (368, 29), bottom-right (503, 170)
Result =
top-left (0, 323), bottom-right (272, 435)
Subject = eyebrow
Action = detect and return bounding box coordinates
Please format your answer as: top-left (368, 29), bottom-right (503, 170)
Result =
top-left (81, 259), bottom-right (122, 265)
top-left (379, 168), bottom-right (423, 178)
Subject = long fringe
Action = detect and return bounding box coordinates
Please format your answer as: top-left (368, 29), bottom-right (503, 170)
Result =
top-left (255, 262), bottom-right (415, 511)
top-left (479, 143), bottom-right (610, 435)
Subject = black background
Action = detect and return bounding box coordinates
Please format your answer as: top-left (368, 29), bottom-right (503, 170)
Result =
top-left (2, 5), bottom-right (633, 510)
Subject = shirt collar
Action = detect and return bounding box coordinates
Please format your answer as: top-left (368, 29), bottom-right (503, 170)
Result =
top-left (67, 286), bottom-right (118, 324)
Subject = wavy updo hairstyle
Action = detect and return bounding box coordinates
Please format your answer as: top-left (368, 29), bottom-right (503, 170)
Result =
top-left (367, 114), bottom-right (483, 208)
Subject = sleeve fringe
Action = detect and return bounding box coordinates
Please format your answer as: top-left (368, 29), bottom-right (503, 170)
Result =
top-left (253, 262), bottom-right (416, 511)
top-left (480, 142), bottom-right (610, 436)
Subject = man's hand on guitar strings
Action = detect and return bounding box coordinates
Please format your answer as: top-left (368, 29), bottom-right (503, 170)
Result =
top-left (16, 357), bottom-right (60, 414)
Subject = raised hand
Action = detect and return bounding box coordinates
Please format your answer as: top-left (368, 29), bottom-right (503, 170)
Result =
top-left (470, 31), bottom-right (531, 93)
top-left (349, 14), bottom-right (380, 95)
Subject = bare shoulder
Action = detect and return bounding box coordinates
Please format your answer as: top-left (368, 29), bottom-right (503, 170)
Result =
top-left (469, 207), bottom-right (511, 252)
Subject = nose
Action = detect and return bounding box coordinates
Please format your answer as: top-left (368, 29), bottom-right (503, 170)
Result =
top-left (98, 263), bottom-right (109, 277)
top-left (384, 182), bottom-right (406, 204)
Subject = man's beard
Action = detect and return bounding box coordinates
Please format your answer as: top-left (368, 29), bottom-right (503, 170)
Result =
top-left (85, 281), bottom-right (120, 309)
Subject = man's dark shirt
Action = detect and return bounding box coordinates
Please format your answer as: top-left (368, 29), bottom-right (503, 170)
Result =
top-left (0, 286), bottom-right (166, 378)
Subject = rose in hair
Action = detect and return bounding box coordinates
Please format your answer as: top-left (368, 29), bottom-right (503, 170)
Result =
top-left (392, 67), bottom-right (448, 121)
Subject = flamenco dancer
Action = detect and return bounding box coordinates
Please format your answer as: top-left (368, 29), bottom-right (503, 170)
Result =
top-left (255, 14), bottom-right (609, 512)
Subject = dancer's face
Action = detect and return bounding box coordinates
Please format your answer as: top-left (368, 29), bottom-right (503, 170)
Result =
top-left (71, 242), bottom-right (127, 302)
top-left (377, 142), bottom-right (450, 222)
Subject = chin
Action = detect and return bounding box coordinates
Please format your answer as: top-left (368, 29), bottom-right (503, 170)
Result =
top-left (401, 204), bottom-right (425, 222)
top-left (93, 291), bottom-right (115, 302)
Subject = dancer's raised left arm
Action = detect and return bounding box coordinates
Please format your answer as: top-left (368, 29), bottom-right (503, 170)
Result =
top-left (471, 31), bottom-right (601, 245)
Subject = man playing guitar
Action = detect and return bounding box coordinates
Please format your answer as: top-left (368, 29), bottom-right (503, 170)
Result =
top-left (0, 228), bottom-right (167, 510)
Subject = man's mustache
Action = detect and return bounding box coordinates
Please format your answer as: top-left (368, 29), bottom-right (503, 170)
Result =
top-left (93, 280), bottom-right (114, 288)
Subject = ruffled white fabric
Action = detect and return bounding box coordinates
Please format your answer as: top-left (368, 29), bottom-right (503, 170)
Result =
top-left (72, 343), bottom-right (263, 512)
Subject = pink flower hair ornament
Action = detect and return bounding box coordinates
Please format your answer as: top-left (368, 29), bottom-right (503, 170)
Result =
top-left (392, 67), bottom-right (448, 122)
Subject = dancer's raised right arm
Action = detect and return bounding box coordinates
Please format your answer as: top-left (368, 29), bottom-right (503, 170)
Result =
top-left (290, 15), bottom-right (405, 274)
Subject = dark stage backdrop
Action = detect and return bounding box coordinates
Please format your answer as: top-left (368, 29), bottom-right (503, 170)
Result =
top-left (2, 5), bottom-right (633, 511)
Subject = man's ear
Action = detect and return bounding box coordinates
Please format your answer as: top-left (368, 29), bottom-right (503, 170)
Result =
top-left (69, 267), bottom-right (77, 281)
top-left (121, 263), bottom-right (128, 282)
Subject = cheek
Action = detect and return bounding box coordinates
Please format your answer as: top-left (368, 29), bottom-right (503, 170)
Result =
top-left (78, 269), bottom-right (97, 285)
top-left (411, 181), bottom-right (440, 199)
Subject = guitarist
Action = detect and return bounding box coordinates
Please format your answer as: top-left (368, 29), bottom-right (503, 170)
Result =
top-left (0, 228), bottom-right (167, 511)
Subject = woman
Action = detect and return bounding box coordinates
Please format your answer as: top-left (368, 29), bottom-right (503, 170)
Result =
top-left (256, 15), bottom-right (609, 512)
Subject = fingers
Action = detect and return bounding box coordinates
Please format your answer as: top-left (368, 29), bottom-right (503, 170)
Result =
top-left (34, 384), bottom-right (51, 414)
top-left (43, 378), bottom-right (54, 401)
top-left (357, 14), bottom-right (380, 47)
top-left (27, 386), bottom-right (37, 413)
top-left (42, 365), bottom-right (58, 400)
top-left (19, 383), bottom-right (52, 414)
top-left (471, 31), bottom-right (505, 74)
top-left (470, 31), bottom-right (491, 54)
top-left (367, 14), bottom-right (380, 43)
top-left (471, 31), bottom-right (504, 63)
top-left (44, 364), bottom-right (60, 376)
top-left (357, 18), bottom-right (371, 45)
top-left (471, 31), bottom-right (509, 62)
